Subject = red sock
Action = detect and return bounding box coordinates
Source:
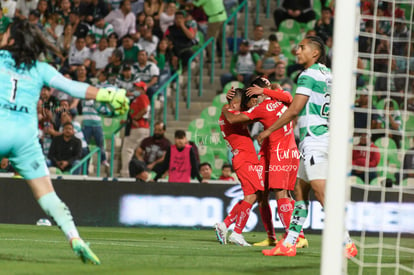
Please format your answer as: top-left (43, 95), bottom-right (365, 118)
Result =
top-left (224, 200), bottom-right (241, 227)
top-left (234, 201), bottom-right (252, 234)
top-left (277, 198), bottom-right (294, 233)
top-left (290, 199), bottom-right (306, 238)
top-left (259, 204), bottom-right (276, 240)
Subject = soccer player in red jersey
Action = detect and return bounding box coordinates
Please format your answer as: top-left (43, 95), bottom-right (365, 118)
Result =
top-left (215, 84), bottom-right (293, 246)
top-left (222, 78), bottom-right (307, 248)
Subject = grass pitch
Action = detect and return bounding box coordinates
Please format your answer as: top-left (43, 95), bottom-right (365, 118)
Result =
top-left (0, 224), bottom-right (413, 275)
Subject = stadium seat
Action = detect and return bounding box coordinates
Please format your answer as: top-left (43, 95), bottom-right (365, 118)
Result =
top-left (402, 114), bottom-right (414, 134)
top-left (222, 81), bottom-right (244, 94)
top-left (101, 115), bottom-right (125, 139)
top-left (200, 106), bottom-right (221, 123)
top-left (369, 176), bottom-right (387, 186)
top-left (402, 178), bottom-right (414, 187)
top-left (313, 0), bottom-right (322, 18)
top-left (198, 145), bottom-right (215, 164)
top-left (349, 176), bottom-right (365, 185)
top-left (279, 20), bottom-right (301, 40)
top-left (212, 93), bottom-right (228, 108)
top-left (211, 158), bottom-right (225, 177)
top-left (192, 31), bottom-right (205, 52)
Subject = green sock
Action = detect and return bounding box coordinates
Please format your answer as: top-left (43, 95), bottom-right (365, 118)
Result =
top-left (284, 201), bottom-right (309, 246)
top-left (38, 192), bottom-right (80, 241)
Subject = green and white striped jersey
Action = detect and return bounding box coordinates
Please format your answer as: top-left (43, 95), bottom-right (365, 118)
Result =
top-left (296, 63), bottom-right (331, 142)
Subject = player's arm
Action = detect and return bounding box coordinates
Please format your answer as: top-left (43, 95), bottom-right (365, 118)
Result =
top-left (40, 62), bottom-right (129, 116)
top-left (257, 94), bottom-right (309, 144)
top-left (222, 104), bottom-right (252, 124)
top-left (246, 85), bottom-right (293, 105)
top-left (153, 147), bottom-right (171, 181)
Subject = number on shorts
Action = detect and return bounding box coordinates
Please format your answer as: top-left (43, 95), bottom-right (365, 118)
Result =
top-left (10, 77), bottom-right (17, 103)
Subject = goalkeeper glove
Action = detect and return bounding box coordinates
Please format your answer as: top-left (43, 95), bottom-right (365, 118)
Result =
top-left (96, 88), bottom-right (129, 116)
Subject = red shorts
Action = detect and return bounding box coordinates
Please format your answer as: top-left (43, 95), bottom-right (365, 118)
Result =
top-left (259, 147), bottom-right (299, 191)
top-left (232, 153), bottom-right (264, 196)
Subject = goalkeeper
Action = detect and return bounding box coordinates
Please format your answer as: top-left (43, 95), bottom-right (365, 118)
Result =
top-left (0, 19), bottom-right (129, 265)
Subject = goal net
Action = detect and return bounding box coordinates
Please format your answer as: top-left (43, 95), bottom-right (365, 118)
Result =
top-left (323, 0), bottom-right (414, 274)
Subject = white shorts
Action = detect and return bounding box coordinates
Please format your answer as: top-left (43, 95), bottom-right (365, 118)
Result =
top-left (297, 150), bottom-right (328, 182)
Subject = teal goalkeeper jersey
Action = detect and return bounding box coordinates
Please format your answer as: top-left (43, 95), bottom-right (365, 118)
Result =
top-left (0, 50), bottom-right (89, 125)
top-left (295, 63), bottom-right (331, 141)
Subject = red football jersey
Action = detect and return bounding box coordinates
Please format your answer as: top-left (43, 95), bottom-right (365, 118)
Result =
top-left (218, 111), bottom-right (256, 155)
top-left (243, 98), bottom-right (296, 150)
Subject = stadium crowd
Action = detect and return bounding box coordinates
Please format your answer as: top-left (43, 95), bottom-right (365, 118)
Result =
top-left (0, 0), bottom-right (412, 185)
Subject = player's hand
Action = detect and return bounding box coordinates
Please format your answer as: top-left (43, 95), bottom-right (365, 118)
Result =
top-left (96, 88), bottom-right (130, 116)
top-left (257, 129), bottom-right (271, 145)
top-left (246, 85), bottom-right (265, 97)
top-left (222, 104), bottom-right (230, 112)
top-left (226, 86), bottom-right (235, 101)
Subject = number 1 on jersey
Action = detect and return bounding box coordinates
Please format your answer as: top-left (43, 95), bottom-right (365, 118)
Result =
top-left (10, 77), bottom-right (17, 103)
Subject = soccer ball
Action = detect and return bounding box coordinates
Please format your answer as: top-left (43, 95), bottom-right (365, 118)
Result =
top-left (36, 218), bottom-right (52, 226)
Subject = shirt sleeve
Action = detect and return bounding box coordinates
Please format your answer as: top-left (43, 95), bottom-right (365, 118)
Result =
top-left (263, 88), bottom-right (292, 105)
top-left (296, 72), bottom-right (315, 97)
top-left (242, 104), bottom-right (263, 121)
top-left (37, 62), bottom-right (89, 99)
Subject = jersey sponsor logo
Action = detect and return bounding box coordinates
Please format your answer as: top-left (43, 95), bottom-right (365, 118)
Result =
top-left (265, 101), bottom-right (281, 112)
top-left (0, 102), bottom-right (29, 113)
top-left (279, 203), bottom-right (293, 212)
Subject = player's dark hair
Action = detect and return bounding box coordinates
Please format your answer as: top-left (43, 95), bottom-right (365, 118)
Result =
top-left (2, 19), bottom-right (61, 70)
top-left (250, 75), bottom-right (270, 88)
top-left (305, 35), bottom-right (327, 65)
top-left (241, 89), bottom-right (257, 111)
top-left (175, 130), bottom-right (186, 139)
top-left (200, 162), bottom-right (212, 169)
top-left (228, 87), bottom-right (244, 104)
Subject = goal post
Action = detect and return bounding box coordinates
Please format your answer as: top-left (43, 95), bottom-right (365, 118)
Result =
top-left (321, 0), bottom-right (359, 274)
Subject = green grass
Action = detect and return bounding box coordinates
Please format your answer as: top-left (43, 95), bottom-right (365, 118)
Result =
top-left (0, 224), bottom-right (413, 274)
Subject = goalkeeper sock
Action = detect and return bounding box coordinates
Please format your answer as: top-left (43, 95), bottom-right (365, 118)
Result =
top-left (290, 199), bottom-right (306, 239)
top-left (277, 198), bottom-right (293, 233)
top-left (259, 204), bottom-right (276, 240)
top-left (234, 201), bottom-right (252, 234)
top-left (284, 201), bottom-right (309, 246)
top-left (224, 200), bottom-right (242, 227)
top-left (38, 192), bottom-right (80, 241)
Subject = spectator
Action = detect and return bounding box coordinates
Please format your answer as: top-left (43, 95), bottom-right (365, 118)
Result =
top-left (129, 158), bottom-right (149, 182)
top-left (78, 0), bottom-right (108, 26)
top-left (90, 37), bottom-right (114, 76)
top-left (219, 163), bottom-right (235, 181)
top-left (68, 10), bottom-right (89, 38)
top-left (0, 7), bottom-right (11, 39)
top-left (165, 10), bottom-right (195, 69)
top-left (274, 61), bottom-right (294, 87)
top-left (255, 42), bottom-right (288, 82)
top-left (105, 0), bottom-right (137, 40)
top-left (36, 0), bottom-right (48, 25)
top-left (43, 13), bottom-right (64, 44)
top-left (108, 32), bottom-right (119, 48)
top-left (153, 130), bottom-right (202, 183)
top-left (351, 133), bottom-right (380, 184)
top-left (354, 87), bottom-right (381, 130)
top-left (0, 157), bottom-right (13, 173)
top-left (314, 7), bottom-right (334, 43)
top-left (199, 162), bottom-right (216, 182)
top-left (192, 0), bottom-right (227, 61)
top-left (68, 36), bottom-right (91, 72)
top-left (15, 0), bottom-right (39, 20)
top-left (143, 14), bottom-right (163, 40)
top-left (1, 0), bottom-right (16, 19)
top-left (138, 25), bottom-right (159, 58)
top-left (378, 100), bottom-right (402, 147)
top-left (132, 49), bottom-right (160, 99)
top-left (80, 97), bottom-right (110, 167)
top-left (60, 110), bottom-right (89, 173)
top-left (48, 122), bottom-right (82, 173)
top-left (116, 64), bottom-right (138, 100)
top-left (57, 23), bottom-right (76, 59)
top-left (58, 0), bottom-right (71, 25)
top-left (104, 48), bottom-right (124, 84)
top-left (119, 33), bottom-right (140, 64)
top-left (184, 2), bottom-right (208, 36)
top-left (120, 81), bottom-right (150, 177)
top-left (220, 39), bottom-right (260, 88)
top-left (28, 9), bottom-right (42, 29)
top-left (159, 2), bottom-right (176, 33)
top-left (272, 0), bottom-right (316, 31)
top-left (143, 0), bottom-right (163, 21)
top-left (154, 38), bottom-right (173, 86)
top-left (89, 15), bottom-right (114, 43)
top-left (135, 121), bottom-right (171, 171)
top-left (248, 24), bottom-right (270, 57)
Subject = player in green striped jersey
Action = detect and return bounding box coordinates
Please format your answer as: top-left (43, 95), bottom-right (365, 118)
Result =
top-left (256, 36), bottom-right (357, 258)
